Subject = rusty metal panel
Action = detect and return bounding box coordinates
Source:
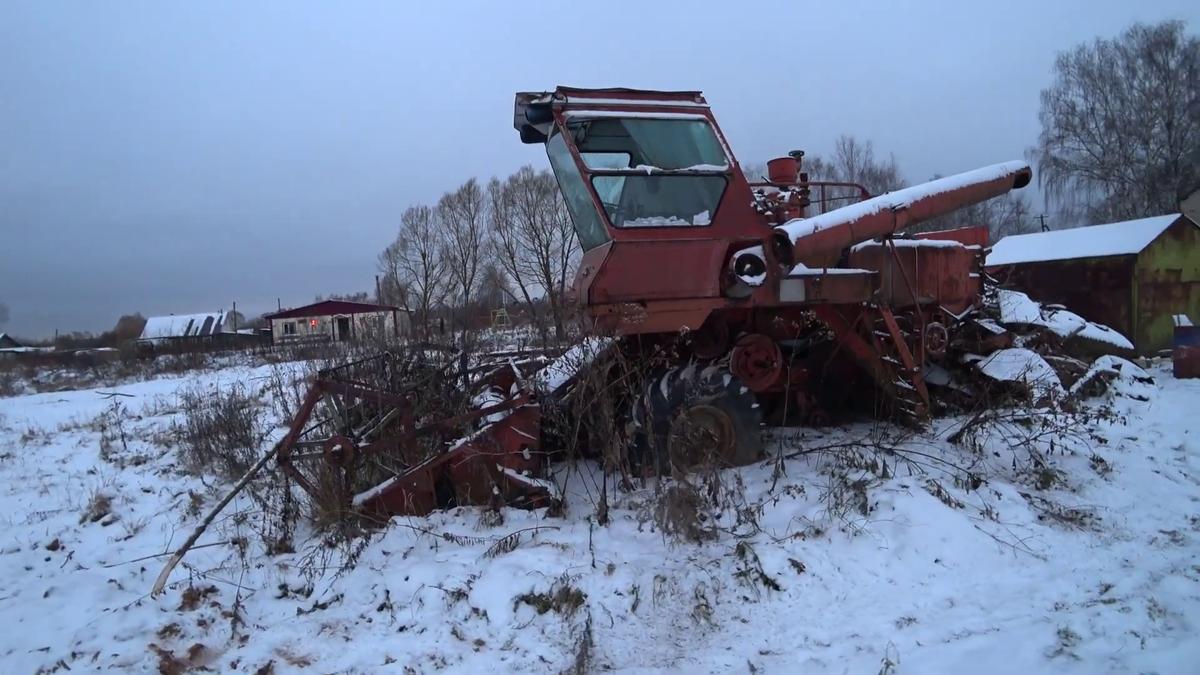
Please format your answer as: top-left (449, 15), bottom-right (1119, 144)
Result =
top-left (1176, 346), bottom-right (1200, 378)
top-left (1175, 322), bottom-right (1200, 379)
top-left (1135, 218), bottom-right (1200, 354)
top-left (782, 270), bottom-right (876, 304)
top-left (991, 255), bottom-right (1137, 346)
top-left (588, 239), bottom-right (727, 303)
top-left (849, 243), bottom-right (980, 314)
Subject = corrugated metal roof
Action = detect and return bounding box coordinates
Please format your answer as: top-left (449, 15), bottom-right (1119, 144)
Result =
top-left (987, 214), bottom-right (1188, 266)
top-left (139, 311), bottom-right (225, 341)
top-left (265, 300), bottom-right (400, 320)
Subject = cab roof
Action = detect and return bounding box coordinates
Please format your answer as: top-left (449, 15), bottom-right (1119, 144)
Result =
top-left (514, 86), bottom-right (709, 144)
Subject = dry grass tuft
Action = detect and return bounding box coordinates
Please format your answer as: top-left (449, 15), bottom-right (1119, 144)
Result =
top-left (177, 384), bottom-right (266, 481)
top-left (514, 575), bottom-right (587, 617)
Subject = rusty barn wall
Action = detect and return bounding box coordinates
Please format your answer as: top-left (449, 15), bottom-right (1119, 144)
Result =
top-left (1134, 217), bottom-right (1200, 354)
top-left (998, 255), bottom-right (1137, 344)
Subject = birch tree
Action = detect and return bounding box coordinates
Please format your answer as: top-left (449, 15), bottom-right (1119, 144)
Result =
top-left (437, 178), bottom-right (489, 325)
top-left (387, 205), bottom-right (449, 338)
top-left (1032, 21), bottom-right (1200, 222)
top-left (488, 167), bottom-right (580, 343)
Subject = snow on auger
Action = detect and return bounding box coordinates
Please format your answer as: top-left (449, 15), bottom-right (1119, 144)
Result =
top-left (269, 86), bottom-right (1135, 522)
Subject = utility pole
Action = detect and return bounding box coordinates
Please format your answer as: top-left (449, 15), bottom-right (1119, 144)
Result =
top-left (1036, 214), bottom-right (1049, 232)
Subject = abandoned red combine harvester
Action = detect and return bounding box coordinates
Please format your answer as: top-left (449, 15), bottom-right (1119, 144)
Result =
top-left (274, 86), bottom-right (1032, 520)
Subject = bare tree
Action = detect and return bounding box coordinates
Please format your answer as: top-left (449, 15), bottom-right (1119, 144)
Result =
top-left (739, 162), bottom-right (770, 183)
top-left (376, 246), bottom-right (409, 310)
top-left (385, 205), bottom-right (450, 339)
top-left (1032, 20), bottom-right (1200, 223)
top-left (800, 135), bottom-right (905, 212)
top-left (314, 291), bottom-right (371, 303)
top-left (488, 175), bottom-right (537, 309)
top-left (110, 313), bottom-right (146, 342)
top-left (476, 261), bottom-right (511, 312)
top-left (829, 135), bottom-right (905, 195)
top-left (488, 167), bottom-right (580, 343)
top-left (437, 178), bottom-right (489, 329)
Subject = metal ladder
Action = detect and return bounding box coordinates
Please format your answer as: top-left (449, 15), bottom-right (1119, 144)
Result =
top-left (866, 305), bottom-right (930, 423)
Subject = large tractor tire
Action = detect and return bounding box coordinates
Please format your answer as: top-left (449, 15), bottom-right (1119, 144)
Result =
top-left (631, 363), bottom-right (763, 476)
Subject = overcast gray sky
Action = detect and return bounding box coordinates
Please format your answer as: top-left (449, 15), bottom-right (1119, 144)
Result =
top-left (2, 0), bottom-right (1197, 338)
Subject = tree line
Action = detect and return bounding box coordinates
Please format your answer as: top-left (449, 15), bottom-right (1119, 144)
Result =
top-left (376, 167), bottom-right (579, 343)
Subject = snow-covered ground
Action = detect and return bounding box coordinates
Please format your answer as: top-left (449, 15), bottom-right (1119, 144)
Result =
top-left (1, 358), bottom-right (1197, 673)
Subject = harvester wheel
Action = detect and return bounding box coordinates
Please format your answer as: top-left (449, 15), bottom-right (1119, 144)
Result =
top-left (668, 403), bottom-right (737, 472)
top-left (635, 365), bottom-right (762, 475)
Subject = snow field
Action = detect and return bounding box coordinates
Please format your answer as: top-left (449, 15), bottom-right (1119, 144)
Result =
top-left (0, 359), bottom-right (1197, 673)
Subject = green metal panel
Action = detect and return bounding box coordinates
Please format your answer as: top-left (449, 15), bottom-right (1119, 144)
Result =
top-left (1134, 217), bottom-right (1200, 353)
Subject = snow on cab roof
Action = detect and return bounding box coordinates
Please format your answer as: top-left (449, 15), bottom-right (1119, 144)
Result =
top-left (139, 311), bottom-right (225, 341)
top-left (987, 214), bottom-right (1187, 266)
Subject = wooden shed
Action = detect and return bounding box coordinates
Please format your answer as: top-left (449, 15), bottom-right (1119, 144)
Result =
top-left (987, 213), bottom-right (1199, 354)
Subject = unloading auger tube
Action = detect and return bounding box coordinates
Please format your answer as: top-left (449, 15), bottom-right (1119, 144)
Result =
top-left (735, 161), bottom-right (1033, 282)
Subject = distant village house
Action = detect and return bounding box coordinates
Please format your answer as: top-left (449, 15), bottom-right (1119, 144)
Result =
top-left (264, 300), bottom-right (408, 344)
top-left (138, 311), bottom-right (229, 344)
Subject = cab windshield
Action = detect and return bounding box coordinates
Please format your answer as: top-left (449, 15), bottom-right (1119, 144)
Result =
top-left (572, 116), bottom-right (729, 228)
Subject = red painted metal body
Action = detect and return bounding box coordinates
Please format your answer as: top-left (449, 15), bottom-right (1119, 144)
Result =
top-left (515, 87), bottom-right (1031, 422)
top-left (354, 400), bottom-right (546, 519)
top-left (848, 240), bottom-right (983, 315)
